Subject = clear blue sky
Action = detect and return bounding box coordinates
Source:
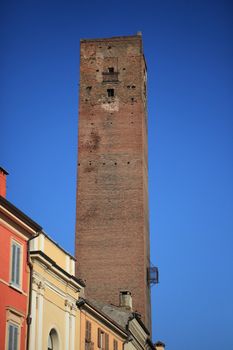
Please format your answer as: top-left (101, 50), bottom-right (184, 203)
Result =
top-left (1, 0), bottom-right (233, 349)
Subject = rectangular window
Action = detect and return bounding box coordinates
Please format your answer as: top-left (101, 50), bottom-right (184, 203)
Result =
top-left (8, 323), bottom-right (19, 350)
top-left (97, 328), bottom-right (106, 349)
top-left (113, 339), bottom-right (118, 350)
top-left (10, 241), bottom-right (21, 288)
top-left (105, 333), bottom-right (109, 350)
top-left (85, 320), bottom-right (92, 343)
top-left (107, 89), bottom-right (114, 97)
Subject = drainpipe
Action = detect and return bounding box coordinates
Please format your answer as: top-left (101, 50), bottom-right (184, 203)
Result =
top-left (26, 231), bottom-right (41, 350)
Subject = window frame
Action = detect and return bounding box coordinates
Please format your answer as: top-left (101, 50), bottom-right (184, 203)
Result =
top-left (113, 339), bottom-right (118, 350)
top-left (47, 328), bottom-right (59, 350)
top-left (85, 320), bottom-right (92, 343)
top-left (97, 328), bottom-right (109, 350)
top-left (7, 322), bottom-right (20, 350)
top-left (10, 240), bottom-right (22, 289)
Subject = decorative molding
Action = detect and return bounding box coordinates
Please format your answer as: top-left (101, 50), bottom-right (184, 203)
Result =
top-left (64, 299), bottom-right (77, 314)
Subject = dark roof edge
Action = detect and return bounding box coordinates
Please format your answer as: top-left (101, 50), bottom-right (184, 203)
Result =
top-left (0, 196), bottom-right (42, 232)
top-left (0, 167), bottom-right (9, 175)
top-left (30, 250), bottom-right (85, 287)
top-left (77, 298), bottom-right (128, 337)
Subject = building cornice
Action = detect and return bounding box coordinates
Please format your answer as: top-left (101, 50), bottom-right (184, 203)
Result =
top-left (77, 298), bottom-right (128, 339)
top-left (0, 195), bottom-right (42, 233)
top-left (30, 250), bottom-right (85, 288)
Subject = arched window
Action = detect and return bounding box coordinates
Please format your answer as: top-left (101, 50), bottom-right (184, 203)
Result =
top-left (48, 333), bottom-right (53, 350)
top-left (48, 329), bottom-right (59, 350)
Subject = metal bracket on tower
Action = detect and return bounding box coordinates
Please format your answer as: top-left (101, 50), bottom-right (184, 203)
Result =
top-left (147, 265), bottom-right (159, 285)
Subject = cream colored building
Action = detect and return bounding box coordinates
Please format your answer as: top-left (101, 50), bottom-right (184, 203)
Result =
top-left (28, 231), bottom-right (85, 350)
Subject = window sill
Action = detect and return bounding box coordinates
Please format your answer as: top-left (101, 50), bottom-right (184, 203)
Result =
top-left (9, 283), bottom-right (23, 294)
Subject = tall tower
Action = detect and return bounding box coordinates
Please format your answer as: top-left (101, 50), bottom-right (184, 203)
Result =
top-left (75, 34), bottom-right (151, 329)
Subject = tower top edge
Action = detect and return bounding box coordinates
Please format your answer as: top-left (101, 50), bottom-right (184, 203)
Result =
top-left (80, 34), bottom-right (142, 43)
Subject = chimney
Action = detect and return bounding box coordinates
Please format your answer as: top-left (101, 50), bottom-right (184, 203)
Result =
top-left (0, 167), bottom-right (9, 198)
top-left (155, 341), bottom-right (165, 350)
top-left (119, 291), bottom-right (132, 310)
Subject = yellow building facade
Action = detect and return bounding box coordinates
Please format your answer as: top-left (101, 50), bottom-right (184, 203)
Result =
top-left (28, 232), bottom-right (85, 350)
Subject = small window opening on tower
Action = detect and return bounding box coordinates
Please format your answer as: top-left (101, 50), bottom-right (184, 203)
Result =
top-left (107, 89), bottom-right (114, 97)
top-left (108, 67), bottom-right (114, 73)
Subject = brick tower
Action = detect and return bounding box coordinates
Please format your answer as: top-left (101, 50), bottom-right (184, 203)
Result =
top-left (75, 34), bottom-right (151, 329)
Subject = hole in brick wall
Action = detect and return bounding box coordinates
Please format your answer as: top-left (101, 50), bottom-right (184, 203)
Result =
top-left (78, 163), bottom-right (80, 166)
top-left (114, 162), bottom-right (117, 165)
top-left (96, 69), bottom-right (99, 72)
top-left (131, 122), bottom-right (134, 124)
top-left (86, 86), bottom-right (92, 93)
top-left (127, 161), bottom-right (130, 164)
top-left (103, 163), bottom-right (105, 165)
top-left (110, 122), bottom-right (112, 124)
top-left (132, 85), bottom-right (136, 89)
top-left (91, 122), bottom-right (94, 125)
top-left (85, 99), bottom-right (88, 102)
top-left (108, 46), bottom-right (112, 49)
top-left (108, 67), bottom-right (114, 73)
top-left (89, 162), bottom-right (92, 165)
top-left (131, 97), bottom-right (134, 102)
top-left (123, 68), bottom-right (126, 70)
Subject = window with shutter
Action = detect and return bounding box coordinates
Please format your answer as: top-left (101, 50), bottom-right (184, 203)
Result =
top-left (10, 241), bottom-right (22, 288)
top-left (8, 323), bottom-right (19, 350)
top-left (85, 321), bottom-right (91, 343)
top-left (105, 334), bottom-right (109, 350)
top-left (113, 339), bottom-right (118, 350)
top-left (97, 328), bottom-right (101, 348)
top-left (97, 328), bottom-right (105, 349)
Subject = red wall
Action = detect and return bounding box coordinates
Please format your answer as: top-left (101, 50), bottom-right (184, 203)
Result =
top-left (0, 222), bottom-right (29, 350)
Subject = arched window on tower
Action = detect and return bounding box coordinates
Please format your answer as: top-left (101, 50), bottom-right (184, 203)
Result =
top-left (48, 329), bottom-right (59, 350)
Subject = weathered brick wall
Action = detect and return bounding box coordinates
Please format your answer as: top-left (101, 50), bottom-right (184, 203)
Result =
top-left (75, 35), bottom-right (151, 330)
